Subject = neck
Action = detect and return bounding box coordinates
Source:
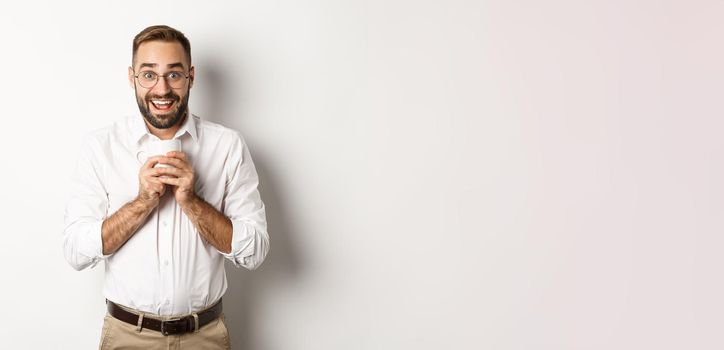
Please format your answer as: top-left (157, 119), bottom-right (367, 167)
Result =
top-left (146, 112), bottom-right (187, 140)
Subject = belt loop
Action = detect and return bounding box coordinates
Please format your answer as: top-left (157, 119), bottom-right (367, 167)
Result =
top-left (192, 313), bottom-right (199, 333)
top-left (136, 313), bottom-right (144, 332)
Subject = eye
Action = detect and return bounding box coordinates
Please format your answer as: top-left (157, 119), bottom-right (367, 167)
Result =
top-left (167, 72), bottom-right (182, 80)
top-left (141, 71), bottom-right (157, 80)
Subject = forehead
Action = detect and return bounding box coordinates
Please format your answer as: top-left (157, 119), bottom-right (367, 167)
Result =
top-left (134, 41), bottom-right (188, 69)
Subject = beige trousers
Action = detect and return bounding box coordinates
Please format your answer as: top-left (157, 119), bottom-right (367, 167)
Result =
top-left (98, 312), bottom-right (231, 350)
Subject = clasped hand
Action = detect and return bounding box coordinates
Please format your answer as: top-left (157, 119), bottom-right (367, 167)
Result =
top-left (138, 151), bottom-right (196, 206)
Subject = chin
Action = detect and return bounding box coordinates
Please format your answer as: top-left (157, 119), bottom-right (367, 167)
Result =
top-left (151, 110), bottom-right (184, 129)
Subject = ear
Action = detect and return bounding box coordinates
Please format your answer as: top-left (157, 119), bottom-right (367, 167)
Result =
top-left (188, 66), bottom-right (195, 89)
top-left (128, 66), bottom-right (135, 89)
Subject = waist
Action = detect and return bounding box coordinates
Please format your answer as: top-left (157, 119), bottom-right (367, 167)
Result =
top-left (102, 259), bottom-right (228, 315)
top-left (106, 298), bottom-right (223, 335)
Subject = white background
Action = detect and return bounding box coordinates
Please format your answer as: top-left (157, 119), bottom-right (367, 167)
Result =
top-left (0, 0), bottom-right (722, 349)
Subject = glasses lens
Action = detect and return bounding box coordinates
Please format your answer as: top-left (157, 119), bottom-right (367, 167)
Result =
top-left (167, 72), bottom-right (187, 89)
top-left (136, 71), bottom-right (187, 89)
top-left (138, 71), bottom-right (157, 88)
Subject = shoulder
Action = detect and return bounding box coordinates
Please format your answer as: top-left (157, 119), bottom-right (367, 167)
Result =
top-left (78, 116), bottom-right (133, 154)
top-left (195, 115), bottom-right (245, 144)
top-left (85, 115), bottom-right (133, 137)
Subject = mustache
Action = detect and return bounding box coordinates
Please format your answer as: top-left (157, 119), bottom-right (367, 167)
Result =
top-left (145, 93), bottom-right (180, 102)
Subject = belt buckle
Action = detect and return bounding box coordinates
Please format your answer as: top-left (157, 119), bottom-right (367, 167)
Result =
top-left (160, 318), bottom-right (184, 336)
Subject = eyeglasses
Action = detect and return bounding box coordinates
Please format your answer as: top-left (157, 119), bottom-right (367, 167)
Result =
top-left (133, 70), bottom-right (189, 89)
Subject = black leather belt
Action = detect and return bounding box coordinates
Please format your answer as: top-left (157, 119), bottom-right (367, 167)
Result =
top-left (106, 299), bottom-right (223, 336)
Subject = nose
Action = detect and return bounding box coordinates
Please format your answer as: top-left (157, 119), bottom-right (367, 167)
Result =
top-left (152, 75), bottom-right (172, 95)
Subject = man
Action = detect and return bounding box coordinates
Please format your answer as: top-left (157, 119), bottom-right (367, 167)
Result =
top-left (63, 25), bottom-right (269, 349)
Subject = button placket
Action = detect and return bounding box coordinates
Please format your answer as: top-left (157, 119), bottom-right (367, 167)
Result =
top-left (157, 196), bottom-right (175, 314)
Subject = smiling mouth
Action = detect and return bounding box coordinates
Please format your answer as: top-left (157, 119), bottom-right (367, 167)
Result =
top-left (150, 99), bottom-right (176, 111)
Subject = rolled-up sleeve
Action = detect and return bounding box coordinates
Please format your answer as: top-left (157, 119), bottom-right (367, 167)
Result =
top-left (219, 133), bottom-right (270, 269)
top-left (62, 137), bottom-right (111, 271)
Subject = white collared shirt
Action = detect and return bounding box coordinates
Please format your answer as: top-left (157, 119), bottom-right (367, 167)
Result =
top-left (63, 113), bottom-right (269, 315)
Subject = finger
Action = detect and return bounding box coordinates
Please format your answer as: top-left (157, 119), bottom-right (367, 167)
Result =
top-left (141, 167), bottom-right (165, 178)
top-left (157, 157), bottom-right (188, 170)
top-left (142, 156), bottom-right (163, 170)
top-left (157, 176), bottom-right (181, 186)
top-left (155, 166), bottom-right (185, 178)
top-left (146, 175), bottom-right (166, 184)
top-left (166, 151), bottom-right (188, 161)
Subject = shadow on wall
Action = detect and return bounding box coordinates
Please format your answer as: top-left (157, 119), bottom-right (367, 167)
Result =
top-left (224, 155), bottom-right (302, 350)
top-left (198, 63), bottom-right (303, 350)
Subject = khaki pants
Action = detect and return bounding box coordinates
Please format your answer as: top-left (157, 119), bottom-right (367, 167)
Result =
top-left (98, 312), bottom-right (231, 350)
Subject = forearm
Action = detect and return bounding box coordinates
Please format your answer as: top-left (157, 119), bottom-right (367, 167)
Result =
top-left (181, 195), bottom-right (233, 253)
top-left (101, 198), bottom-right (157, 255)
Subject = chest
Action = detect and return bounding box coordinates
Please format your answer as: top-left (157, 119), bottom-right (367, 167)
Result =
top-left (102, 138), bottom-right (228, 214)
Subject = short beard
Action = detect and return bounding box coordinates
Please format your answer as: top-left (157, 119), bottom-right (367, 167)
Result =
top-left (135, 87), bottom-right (190, 129)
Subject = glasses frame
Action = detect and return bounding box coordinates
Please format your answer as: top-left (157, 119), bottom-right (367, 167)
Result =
top-left (133, 69), bottom-right (190, 90)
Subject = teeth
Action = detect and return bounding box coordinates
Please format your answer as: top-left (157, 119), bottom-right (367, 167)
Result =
top-left (152, 100), bottom-right (173, 105)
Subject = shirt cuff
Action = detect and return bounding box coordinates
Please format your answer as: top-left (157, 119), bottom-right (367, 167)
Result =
top-left (66, 220), bottom-right (112, 270)
top-left (220, 219), bottom-right (256, 266)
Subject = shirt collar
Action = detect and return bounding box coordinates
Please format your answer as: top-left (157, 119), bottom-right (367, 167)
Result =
top-left (175, 112), bottom-right (199, 143)
top-left (129, 113), bottom-right (149, 144)
top-left (129, 111), bottom-right (199, 144)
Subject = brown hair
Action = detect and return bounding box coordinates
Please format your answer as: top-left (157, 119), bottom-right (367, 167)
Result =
top-left (132, 25), bottom-right (191, 67)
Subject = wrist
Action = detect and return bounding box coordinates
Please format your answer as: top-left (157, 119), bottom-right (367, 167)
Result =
top-left (134, 195), bottom-right (159, 211)
top-left (178, 192), bottom-right (200, 209)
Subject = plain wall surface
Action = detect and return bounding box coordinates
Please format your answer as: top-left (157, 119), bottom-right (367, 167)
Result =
top-left (1, 0), bottom-right (722, 349)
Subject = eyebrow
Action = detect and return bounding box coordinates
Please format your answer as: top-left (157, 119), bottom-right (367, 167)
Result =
top-left (138, 62), bottom-right (186, 69)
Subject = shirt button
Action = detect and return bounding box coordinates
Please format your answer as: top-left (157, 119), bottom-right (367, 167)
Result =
top-left (164, 299), bottom-right (170, 305)
top-left (162, 221), bottom-right (168, 227)
top-left (164, 260), bottom-right (169, 266)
